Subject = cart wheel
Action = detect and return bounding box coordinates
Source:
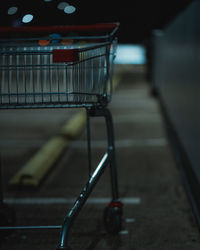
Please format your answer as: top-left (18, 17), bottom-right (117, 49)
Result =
top-left (0, 203), bottom-right (16, 238)
top-left (103, 201), bottom-right (123, 234)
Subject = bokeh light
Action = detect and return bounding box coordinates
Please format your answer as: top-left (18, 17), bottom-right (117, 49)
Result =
top-left (64, 5), bottom-right (76, 14)
top-left (115, 45), bottom-right (146, 64)
top-left (22, 14), bottom-right (34, 23)
top-left (57, 2), bottom-right (69, 10)
top-left (8, 6), bottom-right (18, 15)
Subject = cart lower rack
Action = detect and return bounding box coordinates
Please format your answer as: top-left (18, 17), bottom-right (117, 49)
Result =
top-left (0, 23), bottom-right (123, 250)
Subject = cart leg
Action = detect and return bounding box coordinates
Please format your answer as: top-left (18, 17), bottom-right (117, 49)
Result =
top-left (102, 108), bottom-right (123, 234)
top-left (90, 107), bottom-right (123, 233)
top-left (56, 107), bottom-right (122, 249)
top-left (90, 106), bottom-right (120, 202)
top-left (56, 150), bottom-right (111, 250)
top-left (103, 108), bottom-right (119, 201)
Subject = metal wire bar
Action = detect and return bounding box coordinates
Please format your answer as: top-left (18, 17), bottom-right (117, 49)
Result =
top-left (0, 156), bottom-right (4, 206)
top-left (57, 150), bottom-right (111, 249)
top-left (0, 42), bottom-right (109, 55)
top-left (0, 225), bottom-right (62, 230)
top-left (86, 108), bottom-right (92, 178)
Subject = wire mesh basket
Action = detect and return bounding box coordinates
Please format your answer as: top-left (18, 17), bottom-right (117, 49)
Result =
top-left (0, 23), bottom-right (119, 108)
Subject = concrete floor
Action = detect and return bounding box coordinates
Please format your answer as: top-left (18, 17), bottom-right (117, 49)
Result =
top-left (0, 65), bottom-right (200, 249)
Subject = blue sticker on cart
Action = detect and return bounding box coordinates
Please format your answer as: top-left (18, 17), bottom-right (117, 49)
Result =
top-left (49, 33), bottom-right (62, 44)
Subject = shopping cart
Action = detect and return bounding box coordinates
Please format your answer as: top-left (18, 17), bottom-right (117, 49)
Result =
top-left (0, 23), bottom-right (123, 249)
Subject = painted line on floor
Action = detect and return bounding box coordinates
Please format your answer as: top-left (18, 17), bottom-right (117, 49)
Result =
top-left (4, 197), bottom-right (141, 205)
top-left (113, 113), bottom-right (163, 123)
top-left (71, 138), bottom-right (168, 149)
top-left (0, 139), bottom-right (45, 148)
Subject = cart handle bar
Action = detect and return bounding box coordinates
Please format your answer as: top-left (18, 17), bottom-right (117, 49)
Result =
top-left (0, 23), bottom-right (119, 35)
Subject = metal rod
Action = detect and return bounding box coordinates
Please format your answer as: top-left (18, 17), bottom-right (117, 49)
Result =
top-left (104, 109), bottom-right (119, 201)
top-left (57, 151), bottom-right (111, 249)
top-left (103, 44), bottom-right (110, 96)
top-left (0, 155), bottom-right (4, 206)
top-left (0, 225), bottom-right (62, 230)
top-left (86, 108), bottom-right (92, 177)
top-left (0, 42), bottom-right (110, 56)
top-left (89, 107), bottom-right (119, 201)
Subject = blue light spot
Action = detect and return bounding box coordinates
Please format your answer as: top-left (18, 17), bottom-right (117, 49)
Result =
top-left (22, 14), bottom-right (34, 23)
top-left (64, 5), bottom-right (76, 14)
top-left (57, 2), bottom-right (69, 10)
top-left (8, 6), bottom-right (18, 15)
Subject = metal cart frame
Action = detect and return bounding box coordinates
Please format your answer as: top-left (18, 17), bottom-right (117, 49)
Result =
top-left (0, 23), bottom-right (123, 250)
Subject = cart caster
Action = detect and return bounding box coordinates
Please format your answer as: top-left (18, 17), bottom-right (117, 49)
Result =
top-left (0, 203), bottom-right (16, 238)
top-left (104, 201), bottom-right (123, 234)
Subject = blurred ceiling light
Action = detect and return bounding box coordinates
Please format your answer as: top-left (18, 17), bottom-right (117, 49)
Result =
top-left (8, 6), bottom-right (18, 15)
top-left (22, 14), bottom-right (34, 23)
top-left (115, 44), bottom-right (146, 64)
top-left (43, 0), bottom-right (53, 2)
top-left (64, 5), bottom-right (76, 14)
top-left (57, 2), bottom-right (69, 10)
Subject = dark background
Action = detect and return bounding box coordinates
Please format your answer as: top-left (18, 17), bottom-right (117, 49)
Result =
top-left (0, 0), bottom-right (192, 43)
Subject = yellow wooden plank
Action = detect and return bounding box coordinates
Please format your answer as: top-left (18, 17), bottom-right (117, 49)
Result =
top-left (60, 110), bottom-right (86, 138)
top-left (9, 136), bottom-right (68, 187)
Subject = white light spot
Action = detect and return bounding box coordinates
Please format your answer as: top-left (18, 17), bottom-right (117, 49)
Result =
top-left (22, 14), bottom-right (34, 23)
top-left (125, 218), bottom-right (135, 223)
top-left (8, 6), bottom-right (18, 15)
top-left (57, 2), bottom-right (69, 10)
top-left (115, 44), bottom-right (146, 65)
top-left (43, 0), bottom-right (53, 2)
top-left (64, 5), bottom-right (76, 14)
top-left (119, 230), bottom-right (129, 235)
